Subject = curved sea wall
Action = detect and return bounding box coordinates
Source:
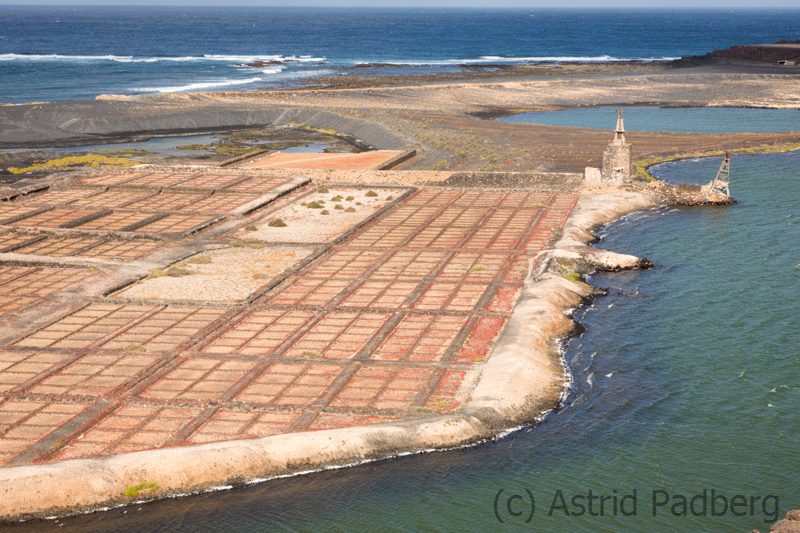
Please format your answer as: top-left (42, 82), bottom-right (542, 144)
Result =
top-left (0, 183), bottom-right (675, 521)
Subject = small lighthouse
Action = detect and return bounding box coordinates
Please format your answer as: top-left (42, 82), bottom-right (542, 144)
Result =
top-left (613, 108), bottom-right (626, 145)
top-left (701, 151), bottom-right (733, 200)
top-left (601, 109), bottom-right (632, 183)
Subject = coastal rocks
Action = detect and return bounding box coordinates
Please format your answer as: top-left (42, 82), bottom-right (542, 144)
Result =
top-left (752, 509), bottom-right (800, 533)
top-left (648, 181), bottom-right (736, 206)
top-left (677, 40), bottom-right (800, 67)
top-left (239, 60), bottom-right (286, 68)
top-left (556, 248), bottom-right (654, 272)
top-left (770, 510), bottom-right (800, 533)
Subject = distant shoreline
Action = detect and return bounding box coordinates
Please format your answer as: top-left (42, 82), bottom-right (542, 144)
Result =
top-left (3, 4), bottom-right (799, 103)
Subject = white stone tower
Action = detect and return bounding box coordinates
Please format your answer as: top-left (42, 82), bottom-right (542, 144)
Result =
top-left (601, 109), bottom-right (632, 183)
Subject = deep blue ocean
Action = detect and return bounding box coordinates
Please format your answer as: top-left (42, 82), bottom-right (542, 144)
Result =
top-left (1, 7), bottom-right (800, 103)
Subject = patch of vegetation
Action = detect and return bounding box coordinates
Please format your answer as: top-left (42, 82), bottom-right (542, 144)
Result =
top-left (473, 265), bottom-right (486, 272)
top-left (345, 196), bottom-right (354, 201)
top-left (228, 239), bottom-right (266, 249)
top-left (302, 351), bottom-right (320, 358)
top-left (166, 266), bottom-right (192, 277)
top-left (432, 160), bottom-right (450, 171)
top-left (267, 218), bottom-right (287, 227)
top-left (386, 195), bottom-right (394, 201)
top-left (174, 144), bottom-right (210, 151)
top-left (316, 186), bottom-right (329, 193)
top-left (212, 144), bottom-right (260, 158)
top-left (288, 122), bottom-right (346, 138)
top-left (634, 156), bottom-right (668, 182)
top-left (330, 195), bottom-right (343, 202)
top-left (7, 154), bottom-right (135, 175)
top-left (563, 272), bottom-right (586, 285)
top-left (186, 255), bottom-right (212, 265)
top-left (305, 201), bottom-right (324, 209)
top-left (365, 190), bottom-right (378, 197)
top-left (124, 344), bottom-right (146, 352)
top-left (320, 209), bottom-right (330, 215)
top-left (345, 207), bottom-right (356, 213)
top-left (147, 268), bottom-right (169, 278)
top-left (98, 148), bottom-right (147, 156)
top-left (124, 482), bottom-right (159, 499)
top-left (431, 398), bottom-right (453, 413)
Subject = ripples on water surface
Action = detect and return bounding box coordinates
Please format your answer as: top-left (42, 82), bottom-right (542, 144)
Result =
top-left (3, 8), bottom-right (800, 102)
top-left (10, 152), bottom-right (800, 532)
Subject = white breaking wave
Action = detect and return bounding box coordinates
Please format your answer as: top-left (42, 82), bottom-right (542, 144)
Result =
top-left (0, 53), bottom-right (327, 64)
top-left (0, 53), bottom-right (138, 62)
top-left (130, 77), bottom-right (263, 93)
top-left (255, 67), bottom-right (285, 75)
top-left (204, 54), bottom-right (326, 64)
top-left (353, 55), bottom-right (680, 66)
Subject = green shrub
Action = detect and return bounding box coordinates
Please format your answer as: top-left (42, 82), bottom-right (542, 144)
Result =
top-left (7, 154), bottom-right (134, 175)
top-left (124, 482), bottom-right (159, 498)
top-left (186, 255), bottom-right (212, 265)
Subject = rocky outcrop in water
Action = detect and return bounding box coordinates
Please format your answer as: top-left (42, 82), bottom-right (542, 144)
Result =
top-left (750, 509), bottom-right (800, 533)
top-left (769, 510), bottom-right (800, 533)
top-left (239, 60), bottom-right (285, 68)
top-left (677, 40), bottom-right (800, 66)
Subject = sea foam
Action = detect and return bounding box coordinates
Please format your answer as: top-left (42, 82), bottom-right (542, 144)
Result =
top-left (0, 53), bottom-right (327, 64)
top-left (129, 77), bottom-right (263, 93)
top-left (352, 55), bottom-right (680, 66)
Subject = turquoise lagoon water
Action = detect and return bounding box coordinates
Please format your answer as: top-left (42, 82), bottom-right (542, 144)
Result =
top-left (502, 106), bottom-right (800, 133)
top-left (8, 120), bottom-right (800, 533)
